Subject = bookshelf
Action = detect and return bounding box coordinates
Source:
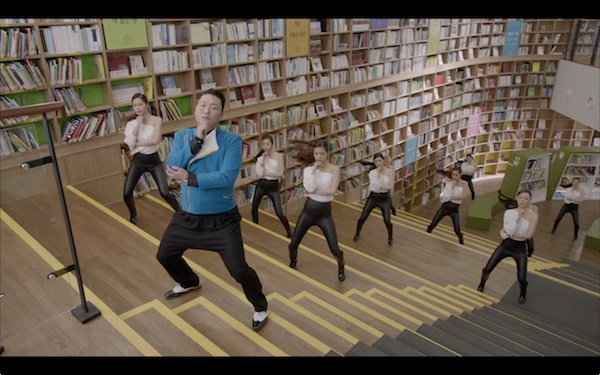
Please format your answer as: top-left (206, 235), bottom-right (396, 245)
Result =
top-left (1, 18), bottom-right (598, 212)
top-left (499, 148), bottom-right (550, 203)
top-left (547, 146), bottom-right (600, 201)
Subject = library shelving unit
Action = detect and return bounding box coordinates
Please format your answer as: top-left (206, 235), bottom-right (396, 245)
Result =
top-left (498, 148), bottom-right (550, 203)
top-left (1, 18), bottom-right (598, 213)
top-left (571, 19), bottom-right (600, 66)
top-left (547, 145), bottom-right (600, 201)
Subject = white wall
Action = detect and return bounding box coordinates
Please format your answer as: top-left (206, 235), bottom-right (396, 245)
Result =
top-left (551, 60), bottom-right (600, 131)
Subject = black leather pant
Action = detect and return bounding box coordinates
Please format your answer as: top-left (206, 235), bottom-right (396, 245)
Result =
top-left (428, 201), bottom-right (462, 235)
top-left (552, 203), bottom-right (579, 236)
top-left (461, 174), bottom-right (475, 200)
top-left (251, 179), bottom-right (291, 233)
top-left (123, 152), bottom-right (181, 215)
top-left (289, 198), bottom-right (343, 261)
top-left (482, 238), bottom-right (528, 285)
top-left (356, 192), bottom-right (393, 237)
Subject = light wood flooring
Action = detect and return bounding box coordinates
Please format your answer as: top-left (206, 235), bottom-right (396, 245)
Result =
top-left (1, 175), bottom-right (598, 356)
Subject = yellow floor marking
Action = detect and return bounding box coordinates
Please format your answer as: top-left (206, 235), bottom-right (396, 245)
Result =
top-left (444, 285), bottom-right (494, 307)
top-left (290, 291), bottom-right (384, 338)
top-left (455, 284), bottom-right (500, 304)
top-left (269, 292), bottom-right (357, 348)
top-left (403, 286), bottom-right (462, 314)
top-left (364, 288), bottom-right (439, 321)
top-left (346, 289), bottom-right (423, 326)
top-left (0, 208), bottom-right (160, 356)
top-left (178, 297), bottom-right (288, 356)
top-left (119, 299), bottom-right (228, 356)
top-left (417, 285), bottom-right (475, 311)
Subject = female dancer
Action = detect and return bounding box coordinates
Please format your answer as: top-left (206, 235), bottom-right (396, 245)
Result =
top-left (460, 153), bottom-right (478, 200)
top-left (252, 134), bottom-right (293, 238)
top-left (551, 177), bottom-right (585, 240)
top-left (426, 167), bottom-right (469, 244)
top-left (354, 152), bottom-right (395, 245)
top-left (123, 93), bottom-right (180, 224)
top-left (287, 139), bottom-right (345, 282)
top-left (383, 153), bottom-right (397, 216)
top-left (478, 189), bottom-right (539, 304)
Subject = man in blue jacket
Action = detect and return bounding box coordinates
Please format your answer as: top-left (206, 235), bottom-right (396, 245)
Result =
top-left (159, 88), bottom-right (268, 331)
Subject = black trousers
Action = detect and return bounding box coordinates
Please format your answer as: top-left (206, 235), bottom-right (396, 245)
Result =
top-left (357, 192), bottom-right (392, 234)
top-left (553, 203), bottom-right (580, 235)
top-left (251, 179), bottom-right (291, 233)
top-left (157, 206), bottom-right (268, 312)
top-left (461, 174), bottom-right (475, 200)
top-left (123, 152), bottom-right (180, 214)
top-left (483, 238), bottom-right (528, 285)
top-left (428, 201), bottom-right (462, 235)
top-left (289, 198), bottom-right (343, 259)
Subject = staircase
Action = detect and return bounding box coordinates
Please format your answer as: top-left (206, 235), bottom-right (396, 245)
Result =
top-left (334, 202), bottom-right (600, 357)
top-left (338, 269), bottom-right (599, 356)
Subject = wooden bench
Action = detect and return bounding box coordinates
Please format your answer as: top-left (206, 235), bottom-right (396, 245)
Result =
top-left (467, 191), bottom-right (505, 231)
top-left (584, 218), bottom-right (600, 252)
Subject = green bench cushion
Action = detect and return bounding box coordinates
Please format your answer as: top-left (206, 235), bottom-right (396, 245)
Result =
top-left (467, 191), bottom-right (504, 231)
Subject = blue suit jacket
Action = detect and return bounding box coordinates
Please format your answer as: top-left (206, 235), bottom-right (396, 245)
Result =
top-left (166, 126), bottom-right (241, 214)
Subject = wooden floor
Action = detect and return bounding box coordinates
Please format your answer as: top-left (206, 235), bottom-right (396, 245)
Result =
top-left (0, 175), bottom-right (598, 357)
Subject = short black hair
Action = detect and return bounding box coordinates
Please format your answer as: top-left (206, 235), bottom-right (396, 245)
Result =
top-left (199, 88), bottom-right (225, 112)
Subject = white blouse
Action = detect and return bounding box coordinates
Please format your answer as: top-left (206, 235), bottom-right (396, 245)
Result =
top-left (564, 187), bottom-right (584, 205)
top-left (123, 120), bottom-right (159, 156)
top-left (461, 161), bottom-right (477, 176)
top-left (303, 166), bottom-right (334, 203)
top-left (440, 180), bottom-right (464, 204)
top-left (500, 208), bottom-right (531, 241)
top-left (255, 155), bottom-right (280, 181)
top-left (368, 169), bottom-right (390, 193)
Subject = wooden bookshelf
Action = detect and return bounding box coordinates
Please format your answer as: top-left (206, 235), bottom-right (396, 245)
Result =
top-left (1, 18), bottom-right (598, 211)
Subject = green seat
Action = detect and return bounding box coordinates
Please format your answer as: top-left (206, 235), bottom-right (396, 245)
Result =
top-left (584, 218), bottom-right (600, 252)
top-left (467, 191), bottom-right (505, 230)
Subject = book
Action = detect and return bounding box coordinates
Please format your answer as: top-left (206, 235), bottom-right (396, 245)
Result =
top-left (128, 55), bottom-right (148, 75)
top-left (93, 54), bottom-right (106, 79)
top-left (240, 85), bottom-right (257, 105)
top-left (229, 90), bottom-right (242, 108)
top-left (190, 22), bottom-right (211, 44)
top-left (310, 56), bottom-right (324, 72)
top-left (260, 81), bottom-right (275, 100)
top-left (107, 56), bottom-right (130, 78)
top-left (160, 74), bottom-right (180, 96)
top-left (434, 74), bottom-right (445, 86)
top-left (198, 69), bottom-right (216, 90)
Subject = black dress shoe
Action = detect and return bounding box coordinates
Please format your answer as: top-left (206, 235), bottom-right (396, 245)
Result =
top-left (289, 259), bottom-right (297, 269)
top-left (353, 233), bottom-right (360, 242)
top-left (164, 283), bottom-right (201, 299)
top-left (338, 266), bottom-right (346, 282)
top-left (388, 237), bottom-right (393, 246)
top-left (252, 311), bottom-right (268, 331)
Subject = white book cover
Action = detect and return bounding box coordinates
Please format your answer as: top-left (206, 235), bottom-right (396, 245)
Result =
top-left (310, 57), bottom-right (324, 72)
top-left (260, 81), bottom-right (275, 99)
